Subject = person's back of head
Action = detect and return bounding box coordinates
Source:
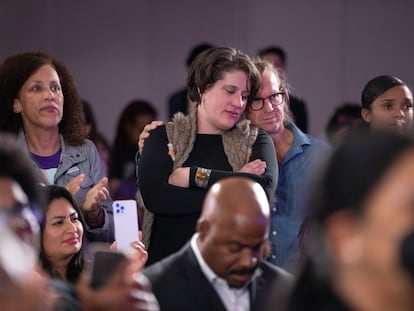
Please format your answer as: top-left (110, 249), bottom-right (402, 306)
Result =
top-left (325, 102), bottom-right (363, 146)
top-left (113, 99), bottom-right (158, 151)
top-left (258, 45), bottom-right (287, 74)
top-left (186, 43), bottom-right (216, 68)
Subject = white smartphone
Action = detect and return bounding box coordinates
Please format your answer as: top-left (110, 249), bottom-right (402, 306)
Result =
top-left (112, 199), bottom-right (139, 255)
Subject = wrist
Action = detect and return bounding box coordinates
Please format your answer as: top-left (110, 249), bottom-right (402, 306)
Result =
top-left (194, 167), bottom-right (211, 188)
top-left (84, 207), bottom-right (104, 228)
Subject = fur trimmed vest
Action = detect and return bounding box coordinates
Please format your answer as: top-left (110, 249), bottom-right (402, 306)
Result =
top-left (139, 107), bottom-right (258, 247)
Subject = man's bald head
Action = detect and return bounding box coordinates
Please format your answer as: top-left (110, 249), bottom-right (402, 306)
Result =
top-left (199, 177), bottom-right (270, 227)
top-left (197, 177), bottom-right (270, 288)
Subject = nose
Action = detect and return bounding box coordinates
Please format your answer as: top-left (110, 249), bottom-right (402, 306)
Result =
top-left (263, 98), bottom-right (274, 113)
top-left (396, 109), bottom-right (405, 119)
top-left (44, 87), bottom-right (55, 100)
top-left (239, 248), bottom-right (258, 269)
top-left (64, 220), bottom-right (77, 233)
top-left (232, 96), bottom-right (245, 109)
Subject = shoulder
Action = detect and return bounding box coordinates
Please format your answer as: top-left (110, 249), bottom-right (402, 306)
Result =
top-left (254, 128), bottom-right (273, 145)
top-left (143, 244), bottom-right (191, 282)
top-left (259, 260), bottom-right (294, 285)
top-left (291, 124), bottom-right (330, 151)
top-left (63, 139), bottom-right (98, 155)
top-left (147, 125), bottom-right (168, 141)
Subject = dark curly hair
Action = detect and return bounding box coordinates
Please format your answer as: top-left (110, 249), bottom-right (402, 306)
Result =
top-left (0, 51), bottom-right (88, 145)
top-left (39, 185), bottom-right (87, 282)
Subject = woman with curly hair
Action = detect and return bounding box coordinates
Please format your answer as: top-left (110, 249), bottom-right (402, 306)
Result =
top-left (0, 52), bottom-right (114, 242)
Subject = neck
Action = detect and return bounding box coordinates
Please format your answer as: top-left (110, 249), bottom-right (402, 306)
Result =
top-left (24, 127), bottom-right (60, 156)
top-left (196, 106), bottom-right (224, 135)
top-left (270, 126), bottom-right (294, 165)
top-left (333, 266), bottom-right (414, 311)
top-left (50, 255), bottom-right (74, 280)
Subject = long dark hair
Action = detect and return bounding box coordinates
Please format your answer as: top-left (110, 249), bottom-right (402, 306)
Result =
top-left (39, 185), bottom-right (87, 282)
top-left (290, 131), bottom-right (414, 310)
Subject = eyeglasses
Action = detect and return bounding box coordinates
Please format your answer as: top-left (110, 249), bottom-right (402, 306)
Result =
top-left (250, 92), bottom-right (285, 111)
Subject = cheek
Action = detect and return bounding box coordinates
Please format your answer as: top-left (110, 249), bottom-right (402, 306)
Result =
top-left (43, 228), bottom-right (58, 252)
top-left (77, 224), bottom-right (84, 239)
top-left (246, 112), bottom-right (258, 124)
top-left (404, 111), bottom-right (413, 123)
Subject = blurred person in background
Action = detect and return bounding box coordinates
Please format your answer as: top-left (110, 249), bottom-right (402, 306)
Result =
top-left (82, 100), bottom-right (111, 175)
top-left (109, 99), bottom-right (157, 200)
top-left (325, 102), bottom-right (362, 147)
top-left (285, 131), bottom-right (414, 311)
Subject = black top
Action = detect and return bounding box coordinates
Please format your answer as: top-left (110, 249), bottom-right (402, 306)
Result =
top-left (138, 125), bottom-right (278, 265)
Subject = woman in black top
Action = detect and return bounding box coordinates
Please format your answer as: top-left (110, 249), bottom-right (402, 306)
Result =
top-left (139, 47), bottom-right (278, 265)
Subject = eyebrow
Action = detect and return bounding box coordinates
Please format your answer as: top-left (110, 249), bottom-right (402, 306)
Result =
top-left (49, 212), bottom-right (77, 221)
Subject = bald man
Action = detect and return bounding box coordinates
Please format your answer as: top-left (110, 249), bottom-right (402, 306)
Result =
top-left (143, 177), bottom-right (293, 311)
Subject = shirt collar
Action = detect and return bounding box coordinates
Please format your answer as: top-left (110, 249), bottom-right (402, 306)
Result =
top-left (190, 233), bottom-right (262, 289)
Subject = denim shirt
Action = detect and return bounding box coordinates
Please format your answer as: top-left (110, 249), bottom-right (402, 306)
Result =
top-left (269, 124), bottom-right (330, 270)
top-left (17, 130), bottom-right (115, 243)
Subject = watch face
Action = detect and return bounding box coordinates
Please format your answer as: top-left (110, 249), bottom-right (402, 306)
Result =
top-left (196, 171), bottom-right (208, 182)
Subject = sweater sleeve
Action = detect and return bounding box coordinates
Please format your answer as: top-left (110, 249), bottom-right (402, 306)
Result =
top-left (203, 129), bottom-right (278, 201)
top-left (138, 126), bottom-right (206, 216)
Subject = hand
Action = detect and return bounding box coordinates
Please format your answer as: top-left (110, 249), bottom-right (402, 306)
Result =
top-left (83, 177), bottom-right (109, 217)
top-left (138, 120), bottom-right (164, 154)
top-left (168, 167), bottom-right (190, 188)
top-left (128, 241), bottom-right (148, 273)
top-left (239, 159), bottom-right (267, 175)
top-left (0, 264), bottom-right (57, 311)
top-left (76, 259), bottom-right (159, 311)
top-left (110, 232), bottom-right (148, 273)
top-left (65, 174), bottom-right (85, 196)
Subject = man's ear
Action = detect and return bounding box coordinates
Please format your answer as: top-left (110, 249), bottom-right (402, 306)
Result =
top-left (361, 108), bottom-right (371, 123)
top-left (197, 219), bottom-right (210, 241)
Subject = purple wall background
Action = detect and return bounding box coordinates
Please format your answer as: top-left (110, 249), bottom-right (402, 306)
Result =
top-left (2, 0), bottom-right (413, 141)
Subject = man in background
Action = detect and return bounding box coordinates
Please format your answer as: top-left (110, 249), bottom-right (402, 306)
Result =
top-left (259, 45), bottom-right (309, 133)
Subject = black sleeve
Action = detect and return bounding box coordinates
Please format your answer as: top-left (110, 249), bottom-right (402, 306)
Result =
top-left (204, 129), bottom-right (278, 201)
top-left (138, 126), bottom-right (206, 216)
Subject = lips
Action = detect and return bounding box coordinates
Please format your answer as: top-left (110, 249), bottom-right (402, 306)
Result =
top-left (63, 237), bottom-right (80, 245)
top-left (389, 122), bottom-right (406, 134)
top-left (41, 105), bottom-right (59, 113)
top-left (225, 110), bottom-right (241, 118)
